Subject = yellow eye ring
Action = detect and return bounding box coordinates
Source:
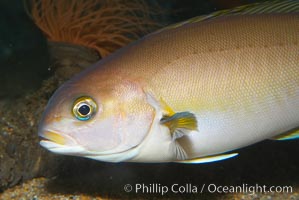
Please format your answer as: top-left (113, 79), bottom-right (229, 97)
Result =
top-left (72, 96), bottom-right (97, 121)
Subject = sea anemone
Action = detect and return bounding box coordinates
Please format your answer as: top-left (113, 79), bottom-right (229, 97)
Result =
top-left (25, 0), bottom-right (161, 58)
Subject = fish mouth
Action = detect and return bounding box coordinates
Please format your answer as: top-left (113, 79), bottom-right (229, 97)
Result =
top-left (39, 130), bottom-right (86, 155)
top-left (39, 130), bottom-right (141, 162)
top-left (40, 131), bottom-right (66, 145)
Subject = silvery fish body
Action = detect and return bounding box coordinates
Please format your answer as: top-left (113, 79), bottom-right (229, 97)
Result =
top-left (38, 5), bottom-right (299, 163)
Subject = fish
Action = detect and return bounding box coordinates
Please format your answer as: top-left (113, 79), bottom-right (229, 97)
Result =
top-left (38, 1), bottom-right (299, 163)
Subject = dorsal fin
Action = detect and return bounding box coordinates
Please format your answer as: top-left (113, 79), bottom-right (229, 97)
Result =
top-left (151, 0), bottom-right (299, 35)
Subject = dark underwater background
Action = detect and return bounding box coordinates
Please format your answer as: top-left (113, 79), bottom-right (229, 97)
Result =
top-left (0, 0), bottom-right (298, 199)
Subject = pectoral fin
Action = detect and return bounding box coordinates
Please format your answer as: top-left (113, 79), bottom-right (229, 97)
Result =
top-left (144, 92), bottom-right (198, 161)
top-left (161, 111), bottom-right (198, 161)
top-left (271, 129), bottom-right (299, 141)
top-left (174, 153), bottom-right (239, 164)
top-left (161, 111), bottom-right (198, 139)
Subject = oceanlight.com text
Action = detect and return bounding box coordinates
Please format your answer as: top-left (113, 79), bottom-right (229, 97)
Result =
top-left (123, 183), bottom-right (293, 195)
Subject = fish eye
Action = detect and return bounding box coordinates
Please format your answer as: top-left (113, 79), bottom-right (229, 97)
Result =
top-left (72, 96), bottom-right (97, 121)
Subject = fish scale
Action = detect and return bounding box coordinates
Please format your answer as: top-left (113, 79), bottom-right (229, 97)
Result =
top-left (38, 7), bottom-right (299, 163)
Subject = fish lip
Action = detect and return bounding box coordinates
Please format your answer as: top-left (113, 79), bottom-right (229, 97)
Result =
top-left (39, 129), bottom-right (87, 155)
top-left (38, 129), bottom-right (78, 146)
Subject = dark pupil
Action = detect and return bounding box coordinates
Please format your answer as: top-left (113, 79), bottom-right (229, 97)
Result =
top-left (78, 105), bottom-right (90, 116)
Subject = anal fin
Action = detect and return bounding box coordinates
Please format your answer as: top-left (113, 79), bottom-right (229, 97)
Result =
top-left (271, 128), bottom-right (299, 141)
top-left (174, 153), bottom-right (238, 164)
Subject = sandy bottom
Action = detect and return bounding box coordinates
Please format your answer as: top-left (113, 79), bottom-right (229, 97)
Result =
top-left (1, 176), bottom-right (298, 200)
